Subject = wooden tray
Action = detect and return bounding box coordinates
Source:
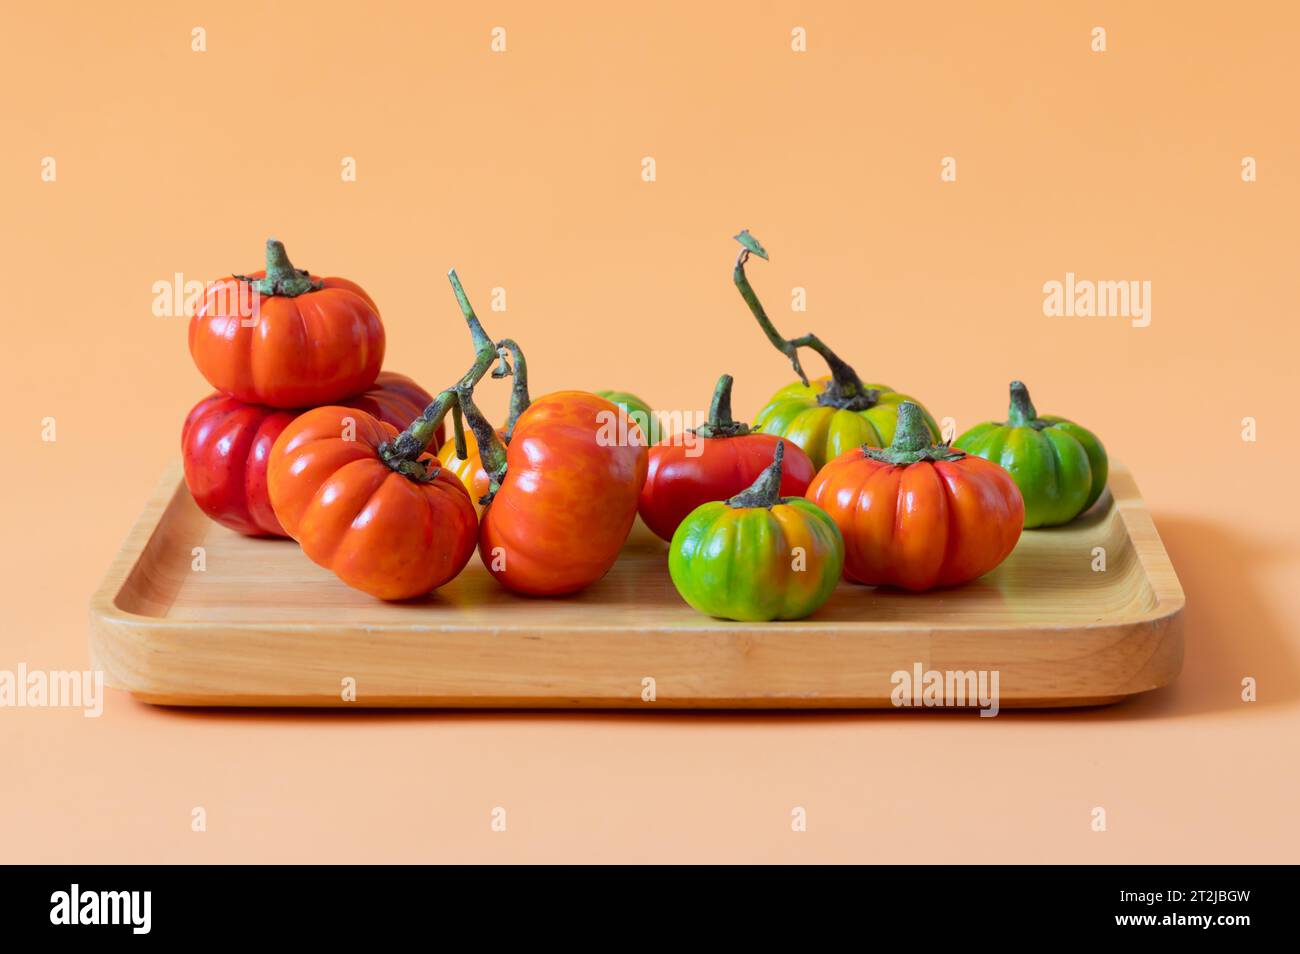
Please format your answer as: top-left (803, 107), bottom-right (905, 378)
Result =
top-left (89, 461), bottom-right (1184, 709)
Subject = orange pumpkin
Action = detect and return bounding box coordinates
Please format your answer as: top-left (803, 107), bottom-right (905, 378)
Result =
top-left (267, 405), bottom-right (477, 600)
top-left (806, 402), bottom-right (1024, 590)
top-left (471, 390), bottom-right (648, 596)
top-left (638, 374), bottom-right (817, 542)
top-left (190, 239), bottom-right (385, 408)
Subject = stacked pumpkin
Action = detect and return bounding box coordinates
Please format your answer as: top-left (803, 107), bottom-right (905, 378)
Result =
top-left (182, 239), bottom-right (443, 538)
top-left (182, 239), bottom-right (648, 601)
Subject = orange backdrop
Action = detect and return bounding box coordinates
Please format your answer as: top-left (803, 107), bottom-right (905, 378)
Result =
top-left (2, 1), bottom-right (1297, 862)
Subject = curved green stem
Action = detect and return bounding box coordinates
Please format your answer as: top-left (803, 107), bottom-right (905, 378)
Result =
top-left (1007, 380), bottom-right (1040, 428)
top-left (732, 230), bottom-right (878, 412)
top-left (727, 440), bottom-right (786, 509)
top-left (492, 338), bottom-right (531, 441)
top-left (455, 384), bottom-right (509, 506)
top-left (378, 269), bottom-right (499, 470)
top-left (862, 402), bottom-right (965, 465)
top-left (693, 373), bottom-right (751, 439)
top-left (235, 239), bottom-right (322, 298)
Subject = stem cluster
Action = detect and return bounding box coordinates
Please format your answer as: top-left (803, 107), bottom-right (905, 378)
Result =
top-left (378, 270), bottom-right (521, 496)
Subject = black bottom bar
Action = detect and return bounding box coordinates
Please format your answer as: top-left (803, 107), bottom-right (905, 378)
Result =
top-left (0, 865), bottom-right (1283, 940)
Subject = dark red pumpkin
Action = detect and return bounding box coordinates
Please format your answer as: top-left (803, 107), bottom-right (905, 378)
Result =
top-left (638, 375), bottom-right (816, 541)
top-left (181, 372), bottom-right (440, 537)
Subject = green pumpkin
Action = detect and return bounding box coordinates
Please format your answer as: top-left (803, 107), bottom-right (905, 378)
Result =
top-left (755, 377), bottom-right (939, 471)
top-left (730, 229), bottom-right (937, 471)
top-left (669, 443), bottom-right (843, 621)
top-left (595, 390), bottom-right (660, 444)
top-left (954, 380), bottom-right (1108, 529)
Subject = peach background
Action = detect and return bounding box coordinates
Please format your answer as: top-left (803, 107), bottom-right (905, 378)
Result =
top-left (2, 1), bottom-right (1298, 862)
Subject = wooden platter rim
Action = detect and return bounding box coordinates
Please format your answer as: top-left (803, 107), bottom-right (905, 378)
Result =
top-left (88, 461), bottom-right (1186, 709)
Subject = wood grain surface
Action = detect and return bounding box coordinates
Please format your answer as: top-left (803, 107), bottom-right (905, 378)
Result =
top-left (89, 461), bottom-right (1184, 708)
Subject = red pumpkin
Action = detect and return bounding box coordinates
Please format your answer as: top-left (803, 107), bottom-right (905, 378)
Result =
top-left (189, 238), bottom-right (385, 407)
top-left (473, 390), bottom-right (648, 595)
top-left (638, 374), bottom-right (816, 541)
top-left (182, 372), bottom-right (440, 537)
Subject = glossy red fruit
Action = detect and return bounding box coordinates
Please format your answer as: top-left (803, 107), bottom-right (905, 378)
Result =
top-left (188, 239), bottom-right (385, 408)
top-left (181, 372), bottom-right (440, 537)
top-left (637, 375), bottom-right (816, 541)
top-left (473, 390), bottom-right (648, 596)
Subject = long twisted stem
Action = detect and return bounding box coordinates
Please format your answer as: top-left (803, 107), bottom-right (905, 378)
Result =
top-left (733, 230), bottom-right (878, 411)
top-left (492, 338), bottom-right (531, 441)
top-left (455, 383), bottom-right (509, 506)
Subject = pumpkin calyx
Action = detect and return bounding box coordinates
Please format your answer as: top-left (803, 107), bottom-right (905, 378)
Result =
top-left (816, 380), bottom-right (880, 412)
top-left (693, 373), bottom-right (753, 439)
top-left (862, 401), bottom-right (966, 466)
top-left (383, 455), bottom-right (443, 483)
top-left (234, 239), bottom-right (324, 298)
top-left (733, 229), bottom-right (879, 412)
top-left (726, 440), bottom-right (788, 509)
top-left (1005, 380), bottom-right (1051, 430)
